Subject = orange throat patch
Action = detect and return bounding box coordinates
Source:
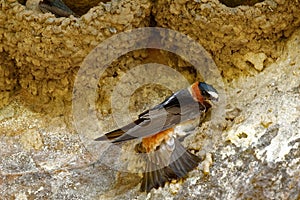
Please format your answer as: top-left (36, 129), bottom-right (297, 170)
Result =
top-left (191, 82), bottom-right (204, 103)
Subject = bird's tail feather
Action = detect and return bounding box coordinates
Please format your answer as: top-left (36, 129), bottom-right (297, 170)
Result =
top-left (94, 128), bottom-right (125, 141)
top-left (141, 162), bottom-right (177, 192)
top-left (169, 139), bottom-right (201, 178)
top-left (94, 119), bottom-right (144, 142)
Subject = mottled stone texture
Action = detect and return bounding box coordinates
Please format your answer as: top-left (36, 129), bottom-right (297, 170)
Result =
top-left (153, 0), bottom-right (300, 78)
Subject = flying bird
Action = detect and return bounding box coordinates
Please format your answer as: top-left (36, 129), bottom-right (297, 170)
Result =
top-left (95, 81), bottom-right (219, 192)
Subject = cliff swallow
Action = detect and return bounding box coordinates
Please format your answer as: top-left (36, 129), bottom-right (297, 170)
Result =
top-left (39, 0), bottom-right (76, 17)
top-left (95, 82), bottom-right (219, 192)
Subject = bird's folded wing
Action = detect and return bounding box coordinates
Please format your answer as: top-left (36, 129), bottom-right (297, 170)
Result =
top-left (95, 88), bottom-right (206, 143)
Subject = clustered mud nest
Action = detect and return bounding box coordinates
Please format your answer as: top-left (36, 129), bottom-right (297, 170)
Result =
top-left (1, 0), bottom-right (300, 115)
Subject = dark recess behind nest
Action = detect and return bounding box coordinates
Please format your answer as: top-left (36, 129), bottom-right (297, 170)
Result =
top-left (17, 0), bottom-right (111, 16)
top-left (219, 0), bottom-right (264, 7)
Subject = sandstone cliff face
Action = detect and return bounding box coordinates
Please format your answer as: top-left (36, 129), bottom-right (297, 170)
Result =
top-left (0, 0), bottom-right (299, 199)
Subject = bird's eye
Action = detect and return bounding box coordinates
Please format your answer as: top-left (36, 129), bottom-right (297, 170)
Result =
top-left (202, 90), bottom-right (209, 97)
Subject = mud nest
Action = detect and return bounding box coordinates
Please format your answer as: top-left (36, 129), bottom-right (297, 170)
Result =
top-left (0, 0), bottom-right (300, 114)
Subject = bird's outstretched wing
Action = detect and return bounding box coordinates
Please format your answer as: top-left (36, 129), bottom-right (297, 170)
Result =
top-left (140, 137), bottom-right (201, 192)
top-left (95, 88), bottom-right (207, 143)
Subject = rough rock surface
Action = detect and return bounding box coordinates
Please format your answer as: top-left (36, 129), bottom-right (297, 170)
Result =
top-left (0, 0), bottom-right (300, 199)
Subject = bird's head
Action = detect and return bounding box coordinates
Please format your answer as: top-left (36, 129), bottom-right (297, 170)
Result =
top-left (198, 82), bottom-right (219, 102)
